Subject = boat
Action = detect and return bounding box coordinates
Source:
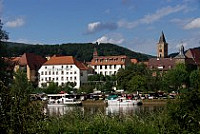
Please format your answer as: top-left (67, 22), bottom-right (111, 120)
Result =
top-left (106, 95), bottom-right (142, 106)
top-left (47, 93), bottom-right (82, 106)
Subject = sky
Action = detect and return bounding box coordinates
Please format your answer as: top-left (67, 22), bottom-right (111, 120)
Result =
top-left (1, 0), bottom-right (200, 56)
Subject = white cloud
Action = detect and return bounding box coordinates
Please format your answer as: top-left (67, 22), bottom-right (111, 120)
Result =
top-left (95, 34), bottom-right (125, 45)
top-left (86, 21), bottom-right (117, 34)
top-left (184, 18), bottom-right (200, 29)
top-left (140, 5), bottom-right (187, 24)
top-left (8, 38), bottom-right (43, 45)
top-left (118, 20), bottom-right (139, 29)
top-left (5, 18), bottom-right (25, 28)
top-left (118, 5), bottom-right (187, 29)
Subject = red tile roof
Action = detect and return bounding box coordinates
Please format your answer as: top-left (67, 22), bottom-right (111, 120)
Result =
top-left (90, 55), bottom-right (129, 65)
top-left (130, 58), bottom-right (138, 64)
top-left (13, 53), bottom-right (47, 70)
top-left (44, 56), bottom-right (88, 70)
top-left (148, 58), bottom-right (176, 71)
top-left (185, 48), bottom-right (200, 66)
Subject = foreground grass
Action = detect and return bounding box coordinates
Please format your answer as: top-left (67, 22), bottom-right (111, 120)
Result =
top-left (42, 109), bottom-right (166, 134)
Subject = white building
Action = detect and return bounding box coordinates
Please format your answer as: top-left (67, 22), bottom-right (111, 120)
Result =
top-left (38, 56), bottom-right (88, 89)
top-left (90, 48), bottom-right (131, 75)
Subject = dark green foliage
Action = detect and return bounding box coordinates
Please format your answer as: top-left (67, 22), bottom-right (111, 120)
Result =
top-left (1, 71), bottom-right (46, 133)
top-left (164, 88), bottom-right (200, 133)
top-left (116, 63), bottom-right (151, 92)
top-left (5, 42), bottom-right (151, 62)
top-left (88, 74), bottom-right (116, 92)
top-left (163, 64), bottom-right (189, 92)
top-left (190, 69), bottom-right (200, 89)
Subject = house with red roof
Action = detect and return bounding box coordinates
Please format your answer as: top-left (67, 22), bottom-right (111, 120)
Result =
top-left (90, 48), bottom-right (131, 75)
top-left (12, 53), bottom-right (47, 84)
top-left (148, 32), bottom-right (200, 72)
top-left (38, 55), bottom-right (88, 89)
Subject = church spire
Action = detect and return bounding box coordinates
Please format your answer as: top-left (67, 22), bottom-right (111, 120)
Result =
top-left (157, 31), bottom-right (168, 58)
top-left (159, 31), bottom-right (166, 43)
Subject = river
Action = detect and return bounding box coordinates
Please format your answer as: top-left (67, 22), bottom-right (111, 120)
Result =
top-left (46, 104), bottom-right (164, 116)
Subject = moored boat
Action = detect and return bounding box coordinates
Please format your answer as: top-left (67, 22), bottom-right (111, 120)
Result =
top-left (106, 95), bottom-right (142, 106)
top-left (47, 93), bottom-right (82, 106)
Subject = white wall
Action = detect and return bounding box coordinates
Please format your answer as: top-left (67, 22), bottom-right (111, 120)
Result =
top-left (38, 64), bottom-right (81, 88)
top-left (92, 64), bottom-right (125, 75)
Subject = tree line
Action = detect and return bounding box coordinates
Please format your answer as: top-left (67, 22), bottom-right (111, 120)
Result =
top-left (5, 41), bottom-right (151, 62)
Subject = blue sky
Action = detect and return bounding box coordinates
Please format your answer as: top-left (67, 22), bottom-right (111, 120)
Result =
top-left (1, 0), bottom-right (200, 55)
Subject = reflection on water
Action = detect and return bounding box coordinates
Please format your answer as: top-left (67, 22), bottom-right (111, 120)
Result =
top-left (46, 105), bottom-right (164, 116)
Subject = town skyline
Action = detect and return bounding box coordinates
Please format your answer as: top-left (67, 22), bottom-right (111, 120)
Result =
top-left (1, 0), bottom-right (200, 56)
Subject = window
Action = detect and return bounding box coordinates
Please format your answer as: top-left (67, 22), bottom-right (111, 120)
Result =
top-left (66, 77), bottom-right (68, 80)
top-left (41, 71), bottom-right (44, 75)
top-left (61, 65), bottom-right (63, 68)
top-left (56, 77), bottom-right (58, 80)
top-left (70, 65), bottom-right (72, 68)
top-left (45, 77), bottom-right (47, 81)
top-left (49, 77), bottom-right (51, 81)
top-left (66, 66), bottom-right (68, 68)
top-left (45, 66), bottom-right (47, 69)
top-left (56, 72), bottom-right (58, 75)
top-left (61, 71), bottom-right (64, 75)
top-left (49, 71), bottom-right (51, 75)
top-left (100, 65), bottom-right (102, 69)
top-left (61, 77), bottom-right (64, 81)
top-left (66, 72), bottom-right (69, 75)
top-left (61, 82), bottom-right (64, 86)
top-left (109, 71), bottom-right (112, 75)
top-left (52, 72), bottom-right (55, 75)
top-left (52, 78), bottom-right (55, 81)
top-left (114, 65), bottom-right (116, 69)
top-left (114, 71), bottom-right (116, 75)
top-left (74, 71), bottom-right (76, 74)
top-left (70, 77), bottom-right (72, 80)
top-left (45, 71), bottom-right (47, 75)
top-left (95, 66), bottom-right (97, 69)
top-left (41, 78), bottom-right (43, 81)
top-left (110, 65), bottom-right (112, 69)
top-left (70, 72), bottom-right (72, 74)
top-left (52, 66), bottom-right (54, 69)
top-left (74, 76), bottom-right (77, 80)
top-left (105, 65), bottom-right (107, 69)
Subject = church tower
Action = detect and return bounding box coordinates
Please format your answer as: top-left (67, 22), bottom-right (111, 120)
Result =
top-left (157, 31), bottom-right (168, 58)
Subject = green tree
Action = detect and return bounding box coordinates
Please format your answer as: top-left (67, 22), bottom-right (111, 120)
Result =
top-left (163, 64), bottom-right (188, 92)
top-left (6, 71), bottom-right (45, 133)
top-left (128, 75), bottom-right (147, 92)
top-left (44, 82), bottom-right (59, 94)
top-left (0, 19), bottom-right (9, 85)
top-left (190, 69), bottom-right (200, 89)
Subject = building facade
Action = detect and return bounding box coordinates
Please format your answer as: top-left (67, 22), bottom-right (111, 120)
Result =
top-left (38, 56), bottom-right (88, 89)
top-left (148, 32), bottom-right (200, 71)
top-left (90, 48), bottom-right (131, 75)
top-left (12, 53), bottom-right (47, 84)
top-left (157, 31), bottom-right (168, 58)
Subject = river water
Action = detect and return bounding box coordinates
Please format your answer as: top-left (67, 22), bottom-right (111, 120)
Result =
top-left (46, 105), bottom-right (164, 116)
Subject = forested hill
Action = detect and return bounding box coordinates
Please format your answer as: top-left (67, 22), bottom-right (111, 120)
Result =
top-left (5, 42), bottom-right (152, 62)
